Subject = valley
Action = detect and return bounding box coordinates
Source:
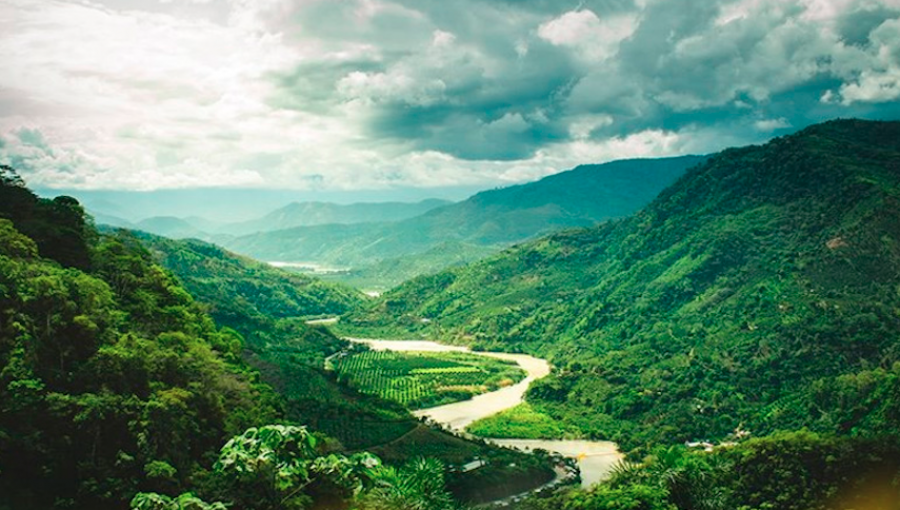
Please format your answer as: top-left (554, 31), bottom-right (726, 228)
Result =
top-left (345, 338), bottom-right (623, 488)
top-left (4, 119), bottom-right (900, 510)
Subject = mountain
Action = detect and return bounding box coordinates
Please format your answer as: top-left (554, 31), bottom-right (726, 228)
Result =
top-left (225, 155), bottom-right (708, 283)
top-left (86, 200), bottom-right (454, 245)
top-left (134, 215), bottom-right (208, 239)
top-left (220, 198), bottom-right (453, 235)
top-left (37, 186), bottom-right (484, 224)
top-left (346, 119), bottom-right (900, 451)
top-left (322, 240), bottom-right (499, 291)
top-left (89, 211), bottom-right (135, 229)
top-left (133, 232), bottom-right (364, 338)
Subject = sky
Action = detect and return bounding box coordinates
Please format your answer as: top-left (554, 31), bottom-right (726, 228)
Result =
top-left (1, 0), bottom-right (900, 193)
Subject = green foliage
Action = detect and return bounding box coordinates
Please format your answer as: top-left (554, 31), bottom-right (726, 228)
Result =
top-left (355, 457), bottom-right (458, 510)
top-left (0, 165), bottom-right (93, 269)
top-left (0, 174), bottom-right (281, 509)
top-left (518, 432), bottom-right (900, 510)
top-left (131, 492), bottom-right (227, 510)
top-left (466, 403), bottom-right (577, 439)
top-left (211, 425), bottom-right (380, 510)
top-left (352, 119), bottom-right (900, 451)
top-left (133, 231), bottom-right (363, 354)
top-left (334, 350), bottom-right (525, 409)
top-left (718, 431), bottom-right (900, 510)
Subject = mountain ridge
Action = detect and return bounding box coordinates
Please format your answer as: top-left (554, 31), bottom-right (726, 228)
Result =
top-left (345, 118), bottom-right (900, 450)
top-left (224, 155), bottom-right (708, 283)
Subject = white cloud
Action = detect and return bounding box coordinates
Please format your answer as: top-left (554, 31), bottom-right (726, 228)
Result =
top-left (1, 0), bottom-right (899, 193)
top-left (836, 18), bottom-right (900, 103)
top-left (538, 9), bottom-right (637, 61)
top-left (754, 117), bottom-right (791, 130)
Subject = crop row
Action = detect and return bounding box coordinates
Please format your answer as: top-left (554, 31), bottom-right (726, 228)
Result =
top-left (334, 350), bottom-right (525, 408)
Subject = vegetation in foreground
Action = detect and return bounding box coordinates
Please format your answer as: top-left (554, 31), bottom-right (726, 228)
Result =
top-left (0, 165), bottom-right (280, 508)
top-left (333, 350), bottom-right (525, 409)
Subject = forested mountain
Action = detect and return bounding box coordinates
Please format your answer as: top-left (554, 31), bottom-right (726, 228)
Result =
top-left (0, 166), bottom-right (281, 509)
top-left (86, 200), bottom-right (452, 240)
top-left (225, 156), bottom-right (707, 284)
top-left (347, 119), bottom-right (900, 452)
top-left (134, 233), bottom-right (362, 327)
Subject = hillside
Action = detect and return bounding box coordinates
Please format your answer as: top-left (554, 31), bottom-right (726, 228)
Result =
top-left (347, 119), bottom-right (900, 451)
top-left (1, 167), bottom-right (555, 509)
top-left (134, 233), bottom-right (363, 329)
top-left (124, 232), bottom-right (420, 446)
top-left (322, 240), bottom-right (498, 290)
top-left (0, 167), bottom-right (281, 509)
top-left (225, 156), bottom-right (707, 284)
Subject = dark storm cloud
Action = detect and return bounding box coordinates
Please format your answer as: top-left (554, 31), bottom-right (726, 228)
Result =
top-left (264, 0), bottom-right (900, 161)
top-left (838, 4), bottom-right (900, 46)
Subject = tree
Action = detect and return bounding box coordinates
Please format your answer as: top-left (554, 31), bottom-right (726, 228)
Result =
top-left (131, 492), bottom-right (226, 510)
top-left (211, 425), bottom-right (380, 510)
top-left (355, 457), bottom-right (458, 510)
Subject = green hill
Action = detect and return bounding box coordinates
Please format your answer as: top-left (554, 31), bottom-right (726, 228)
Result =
top-left (224, 156), bottom-right (707, 286)
top-left (322, 240), bottom-right (499, 291)
top-left (0, 166), bottom-right (281, 509)
top-left (347, 119), bottom-right (900, 451)
top-left (134, 234), bottom-right (363, 330)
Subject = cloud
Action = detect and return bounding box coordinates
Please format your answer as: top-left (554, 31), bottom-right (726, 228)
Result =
top-left (538, 9), bottom-right (637, 61)
top-left (1, 0), bottom-right (899, 191)
top-left (754, 117), bottom-right (792, 131)
top-left (834, 17), bottom-right (900, 103)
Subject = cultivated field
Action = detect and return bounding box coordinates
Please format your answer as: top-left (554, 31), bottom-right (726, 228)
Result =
top-left (334, 350), bottom-right (526, 409)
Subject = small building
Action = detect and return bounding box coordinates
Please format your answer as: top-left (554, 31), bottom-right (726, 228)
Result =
top-left (461, 459), bottom-right (487, 472)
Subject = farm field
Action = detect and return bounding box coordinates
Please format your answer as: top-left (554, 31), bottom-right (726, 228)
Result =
top-left (333, 350), bottom-right (526, 409)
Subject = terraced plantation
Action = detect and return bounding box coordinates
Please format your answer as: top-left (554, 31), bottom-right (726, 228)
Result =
top-left (334, 350), bottom-right (526, 409)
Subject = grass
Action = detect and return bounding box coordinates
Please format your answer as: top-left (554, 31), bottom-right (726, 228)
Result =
top-left (333, 350), bottom-right (525, 409)
top-left (466, 402), bottom-right (579, 439)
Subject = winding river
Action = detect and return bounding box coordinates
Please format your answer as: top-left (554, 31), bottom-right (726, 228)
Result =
top-left (347, 338), bottom-right (622, 488)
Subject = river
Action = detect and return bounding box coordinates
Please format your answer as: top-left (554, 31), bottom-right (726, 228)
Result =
top-left (347, 338), bottom-right (622, 488)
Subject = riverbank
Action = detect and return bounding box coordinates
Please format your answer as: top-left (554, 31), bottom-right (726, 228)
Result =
top-left (346, 338), bottom-right (623, 489)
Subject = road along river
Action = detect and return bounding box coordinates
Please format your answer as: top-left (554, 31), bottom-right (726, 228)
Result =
top-left (347, 338), bottom-right (622, 488)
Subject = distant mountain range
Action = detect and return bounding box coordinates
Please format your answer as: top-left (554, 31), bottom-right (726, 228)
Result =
top-left (88, 198), bottom-right (452, 238)
top-left (223, 156), bottom-right (707, 284)
top-left (219, 199), bottom-right (452, 236)
top-left (38, 186), bottom-right (483, 223)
